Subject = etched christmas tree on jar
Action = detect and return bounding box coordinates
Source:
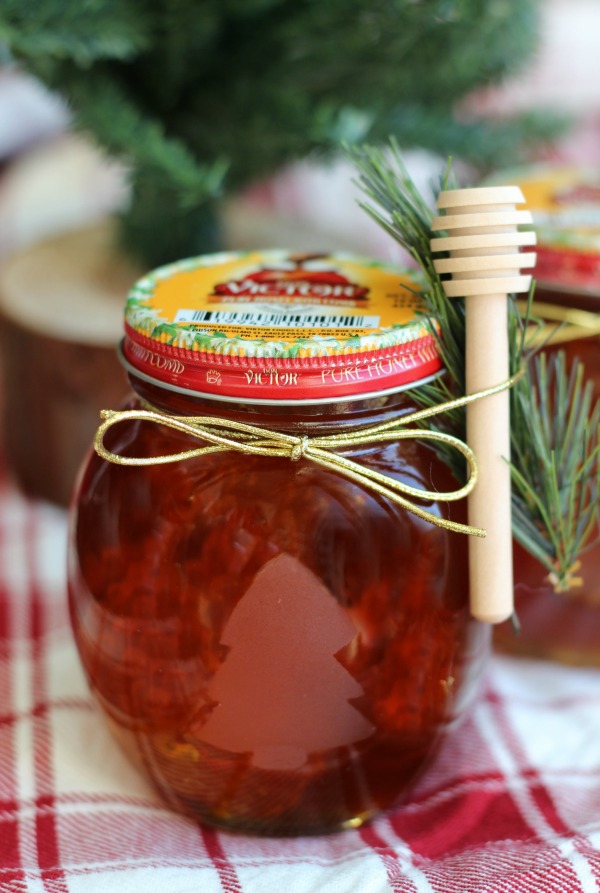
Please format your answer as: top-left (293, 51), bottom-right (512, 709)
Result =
top-left (198, 553), bottom-right (375, 771)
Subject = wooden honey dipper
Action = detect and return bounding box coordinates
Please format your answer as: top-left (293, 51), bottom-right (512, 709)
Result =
top-left (431, 186), bottom-right (536, 623)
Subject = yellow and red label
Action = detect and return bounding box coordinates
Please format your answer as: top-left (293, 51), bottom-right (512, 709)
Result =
top-left (489, 166), bottom-right (600, 297)
top-left (123, 250), bottom-right (441, 401)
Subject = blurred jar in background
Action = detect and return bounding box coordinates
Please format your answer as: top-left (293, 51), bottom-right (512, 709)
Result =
top-left (492, 166), bottom-right (600, 666)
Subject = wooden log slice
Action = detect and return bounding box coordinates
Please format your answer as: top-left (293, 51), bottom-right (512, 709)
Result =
top-left (0, 222), bottom-right (141, 505)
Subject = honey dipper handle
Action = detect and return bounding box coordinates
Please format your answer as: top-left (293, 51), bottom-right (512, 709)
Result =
top-left (431, 187), bottom-right (535, 624)
top-left (465, 291), bottom-right (513, 623)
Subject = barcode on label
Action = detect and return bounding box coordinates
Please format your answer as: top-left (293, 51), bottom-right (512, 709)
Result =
top-left (174, 310), bottom-right (380, 329)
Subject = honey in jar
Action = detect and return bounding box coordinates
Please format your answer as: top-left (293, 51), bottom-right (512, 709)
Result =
top-left (67, 251), bottom-right (489, 835)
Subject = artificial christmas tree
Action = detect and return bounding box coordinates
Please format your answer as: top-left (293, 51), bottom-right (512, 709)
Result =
top-left (0, 0), bottom-right (558, 267)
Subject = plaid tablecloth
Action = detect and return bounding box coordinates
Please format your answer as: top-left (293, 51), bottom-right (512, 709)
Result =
top-left (1, 466), bottom-right (600, 893)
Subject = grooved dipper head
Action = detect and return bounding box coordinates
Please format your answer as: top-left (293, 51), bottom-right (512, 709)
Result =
top-left (431, 186), bottom-right (537, 299)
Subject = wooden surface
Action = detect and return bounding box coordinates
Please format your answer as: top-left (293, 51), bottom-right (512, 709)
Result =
top-left (0, 222), bottom-right (139, 504)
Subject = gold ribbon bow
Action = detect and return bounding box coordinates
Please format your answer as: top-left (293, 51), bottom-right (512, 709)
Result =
top-left (94, 376), bottom-right (522, 538)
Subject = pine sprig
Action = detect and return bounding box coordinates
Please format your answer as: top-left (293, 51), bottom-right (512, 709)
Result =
top-left (349, 141), bottom-right (467, 479)
top-left (349, 140), bottom-right (600, 592)
top-left (510, 352), bottom-right (600, 586)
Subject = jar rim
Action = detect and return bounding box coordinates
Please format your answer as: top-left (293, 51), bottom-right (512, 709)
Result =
top-left (119, 341), bottom-right (444, 408)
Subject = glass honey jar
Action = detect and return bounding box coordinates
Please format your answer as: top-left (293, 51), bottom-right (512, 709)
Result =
top-left (67, 250), bottom-right (489, 835)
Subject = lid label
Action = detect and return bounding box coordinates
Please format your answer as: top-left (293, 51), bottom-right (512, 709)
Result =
top-left (123, 251), bottom-right (442, 401)
top-left (174, 309), bottom-right (381, 330)
top-left (244, 368), bottom-right (300, 389)
top-left (129, 340), bottom-right (186, 375)
top-left (491, 166), bottom-right (600, 297)
top-left (212, 279), bottom-right (369, 301)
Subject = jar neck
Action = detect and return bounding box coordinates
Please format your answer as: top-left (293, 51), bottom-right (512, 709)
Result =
top-left (127, 372), bottom-right (428, 432)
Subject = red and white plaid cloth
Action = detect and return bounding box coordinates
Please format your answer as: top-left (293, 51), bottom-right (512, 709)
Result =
top-left (1, 466), bottom-right (600, 893)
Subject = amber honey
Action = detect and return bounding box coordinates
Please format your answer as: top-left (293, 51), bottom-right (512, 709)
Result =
top-left (68, 384), bottom-right (489, 834)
